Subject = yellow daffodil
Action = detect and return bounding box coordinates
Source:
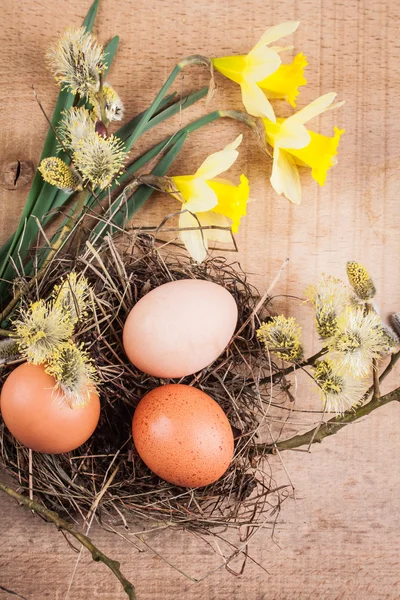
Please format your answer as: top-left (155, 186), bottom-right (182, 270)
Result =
top-left (170, 135), bottom-right (250, 262)
top-left (212, 22), bottom-right (304, 121)
top-left (258, 52), bottom-right (307, 108)
top-left (263, 92), bottom-right (345, 204)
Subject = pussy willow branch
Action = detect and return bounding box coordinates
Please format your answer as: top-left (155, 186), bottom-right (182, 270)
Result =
top-left (0, 189), bottom-right (88, 324)
top-left (260, 348), bottom-right (328, 386)
top-left (0, 481), bottom-right (136, 600)
top-left (365, 303), bottom-right (381, 398)
top-left (259, 351), bottom-right (400, 453)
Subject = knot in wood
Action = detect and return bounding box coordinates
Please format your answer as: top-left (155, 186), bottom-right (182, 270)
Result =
top-left (0, 160), bottom-right (35, 190)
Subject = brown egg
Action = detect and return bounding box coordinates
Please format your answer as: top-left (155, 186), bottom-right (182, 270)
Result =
top-left (123, 279), bottom-right (238, 378)
top-left (0, 363), bottom-right (100, 454)
top-left (132, 384), bottom-right (234, 488)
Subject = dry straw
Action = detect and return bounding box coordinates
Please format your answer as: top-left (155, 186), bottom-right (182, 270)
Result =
top-left (1, 232), bottom-right (399, 590)
top-left (0, 234), bottom-right (292, 556)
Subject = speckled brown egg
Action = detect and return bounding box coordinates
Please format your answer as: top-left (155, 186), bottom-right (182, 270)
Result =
top-left (132, 384), bottom-right (234, 488)
top-left (0, 363), bottom-right (100, 454)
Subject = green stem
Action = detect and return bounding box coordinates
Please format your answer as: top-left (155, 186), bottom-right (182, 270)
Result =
top-left (89, 110), bottom-right (224, 241)
top-left (0, 480), bottom-right (136, 600)
top-left (123, 55), bottom-right (210, 153)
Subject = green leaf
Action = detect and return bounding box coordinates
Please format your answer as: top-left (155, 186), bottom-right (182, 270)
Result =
top-left (103, 36), bottom-right (119, 75)
top-left (117, 87), bottom-right (208, 148)
top-left (123, 63), bottom-right (183, 152)
top-left (83, 0), bottom-right (101, 31)
top-left (116, 93), bottom-right (177, 143)
top-left (0, 89), bottom-right (75, 283)
top-left (140, 87), bottom-right (208, 136)
top-left (84, 87), bottom-right (208, 212)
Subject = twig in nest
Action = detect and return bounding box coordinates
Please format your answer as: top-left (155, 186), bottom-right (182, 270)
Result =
top-left (0, 480), bottom-right (137, 600)
top-left (0, 585), bottom-right (29, 600)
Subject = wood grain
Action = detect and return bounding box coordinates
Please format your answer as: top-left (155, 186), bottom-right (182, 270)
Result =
top-left (0, 0), bottom-right (399, 598)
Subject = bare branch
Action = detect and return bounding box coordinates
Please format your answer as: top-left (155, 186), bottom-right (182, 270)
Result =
top-left (0, 481), bottom-right (136, 600)
top-left (258, 351), bottom-right (400, 453)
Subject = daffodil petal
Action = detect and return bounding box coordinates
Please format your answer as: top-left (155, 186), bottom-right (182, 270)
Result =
top-left (245, 45), bottom-right (281, 82)
top-left (276, 120), bottom-right (311, 149)
top-left (196, 211), bottom-right (233, 243)
top-left (269, 44), bottom-right (295, 54)
top-left (326, 100), bottom-right (346, 113)
top-left (253, 21), bottom-right (300, 49)
top-left (210, 177), bottom-right (236, 185)
top-left (270, 147), bottom-right (302, 204)
top-left (223, 134), bottom-right (243, 152)
top-left (287, 92), bottom-right (337, 125)
top-left (241, 81), bottom-right (276, 121)
top-left (172, 176), bottom-right (218, 212)
top-left (194, 136), bottom-right (242, 180)
top-left (179, 211), bottom-right (208, 263)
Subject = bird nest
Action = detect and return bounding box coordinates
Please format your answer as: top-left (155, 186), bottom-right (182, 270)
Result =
top-left (0, 233), bottom-right (291, 544)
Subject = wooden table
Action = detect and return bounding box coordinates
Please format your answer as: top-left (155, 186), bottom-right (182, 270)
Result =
top-left (0, 0), bottom-right (399, 598)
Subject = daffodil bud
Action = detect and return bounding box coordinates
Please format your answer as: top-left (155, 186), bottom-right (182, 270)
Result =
top-left (346, 261), bottom-right (376, 300)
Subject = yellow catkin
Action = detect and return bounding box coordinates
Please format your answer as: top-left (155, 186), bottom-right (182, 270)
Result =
top-left (313, 358), bottom-right (367, 415)
top-left (73, 132), bottom-right (126, 189)
top-left (13, 300), bottom-right (74, 364)
top-left (52, 272), bottom-right (91, 323)
top-left (257, 315), bottom-right (303, 362)
top-left (38, 157), bottom-right (81, 191)
top-left (45, 341), bottom-right (98, 408)
top-left (346, 261), bottom-right (376, 300)
top-left (46, 26), bottom-right (106, 97)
